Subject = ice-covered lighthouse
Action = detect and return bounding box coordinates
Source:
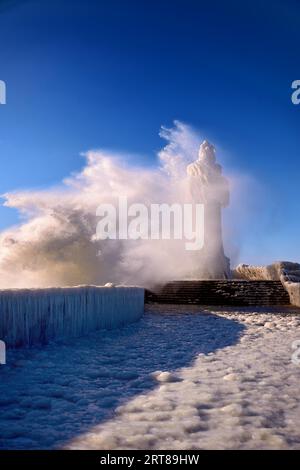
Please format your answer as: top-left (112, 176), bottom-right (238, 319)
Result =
top-left (187, 140), bottom-right (230, 279)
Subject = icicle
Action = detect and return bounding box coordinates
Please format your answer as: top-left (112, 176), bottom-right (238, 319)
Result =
top-left (0, 286), bottom-right (144, 348)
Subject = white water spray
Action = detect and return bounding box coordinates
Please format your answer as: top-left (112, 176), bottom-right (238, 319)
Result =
top-left (0, 121), bottom-right (249, 288)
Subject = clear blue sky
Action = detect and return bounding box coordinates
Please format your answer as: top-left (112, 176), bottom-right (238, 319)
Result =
top-left (0, 0), bottom-right (299, 264)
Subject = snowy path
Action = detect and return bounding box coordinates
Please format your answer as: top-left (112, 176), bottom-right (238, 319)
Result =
top-left (1, 305), bottom-right (300, 449)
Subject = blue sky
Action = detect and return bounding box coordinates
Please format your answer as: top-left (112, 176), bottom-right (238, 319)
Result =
top-left (0, 0), bottom-right (299, 264)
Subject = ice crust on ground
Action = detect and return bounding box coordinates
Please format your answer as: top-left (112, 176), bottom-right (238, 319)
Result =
top-left (1, 305), bottom-right (300, 449)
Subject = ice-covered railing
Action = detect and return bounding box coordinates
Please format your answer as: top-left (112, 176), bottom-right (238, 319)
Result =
top-left (0, 286), bottom-right (144, 347)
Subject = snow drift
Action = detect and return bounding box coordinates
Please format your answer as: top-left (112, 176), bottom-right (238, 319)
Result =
top-left (0, 286), bottom-right (144, 347)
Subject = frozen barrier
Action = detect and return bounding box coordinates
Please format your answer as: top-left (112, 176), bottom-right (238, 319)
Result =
top-left (0, 286), bottom-right (144, 348)
top-left (233, 261), bottom-right (300, 307)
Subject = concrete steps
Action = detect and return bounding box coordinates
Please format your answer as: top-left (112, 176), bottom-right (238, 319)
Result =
top-left (145, 280), bottom-right (290, 306)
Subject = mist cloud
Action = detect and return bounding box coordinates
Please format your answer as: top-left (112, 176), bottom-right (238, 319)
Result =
top-left (0, 121), bottom-right (250, 288)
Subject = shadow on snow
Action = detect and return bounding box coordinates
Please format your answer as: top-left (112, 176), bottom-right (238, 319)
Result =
top-left (0, 305), bottom-right (245, 449)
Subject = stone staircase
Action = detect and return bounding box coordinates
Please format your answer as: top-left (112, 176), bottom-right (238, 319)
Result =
top-left (145, 280), bottom-right (290, 306)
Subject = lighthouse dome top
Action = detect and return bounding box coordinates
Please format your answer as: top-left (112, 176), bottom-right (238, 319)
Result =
top-left (198, 140), bottom-right (216, 164)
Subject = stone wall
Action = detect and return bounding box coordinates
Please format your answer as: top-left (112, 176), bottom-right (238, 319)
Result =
top-left (233, 261), bottom-right (300, 307)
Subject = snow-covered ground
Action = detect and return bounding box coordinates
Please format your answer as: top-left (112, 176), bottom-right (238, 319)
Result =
top-left (1, 304), bottom-right (300, 449)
